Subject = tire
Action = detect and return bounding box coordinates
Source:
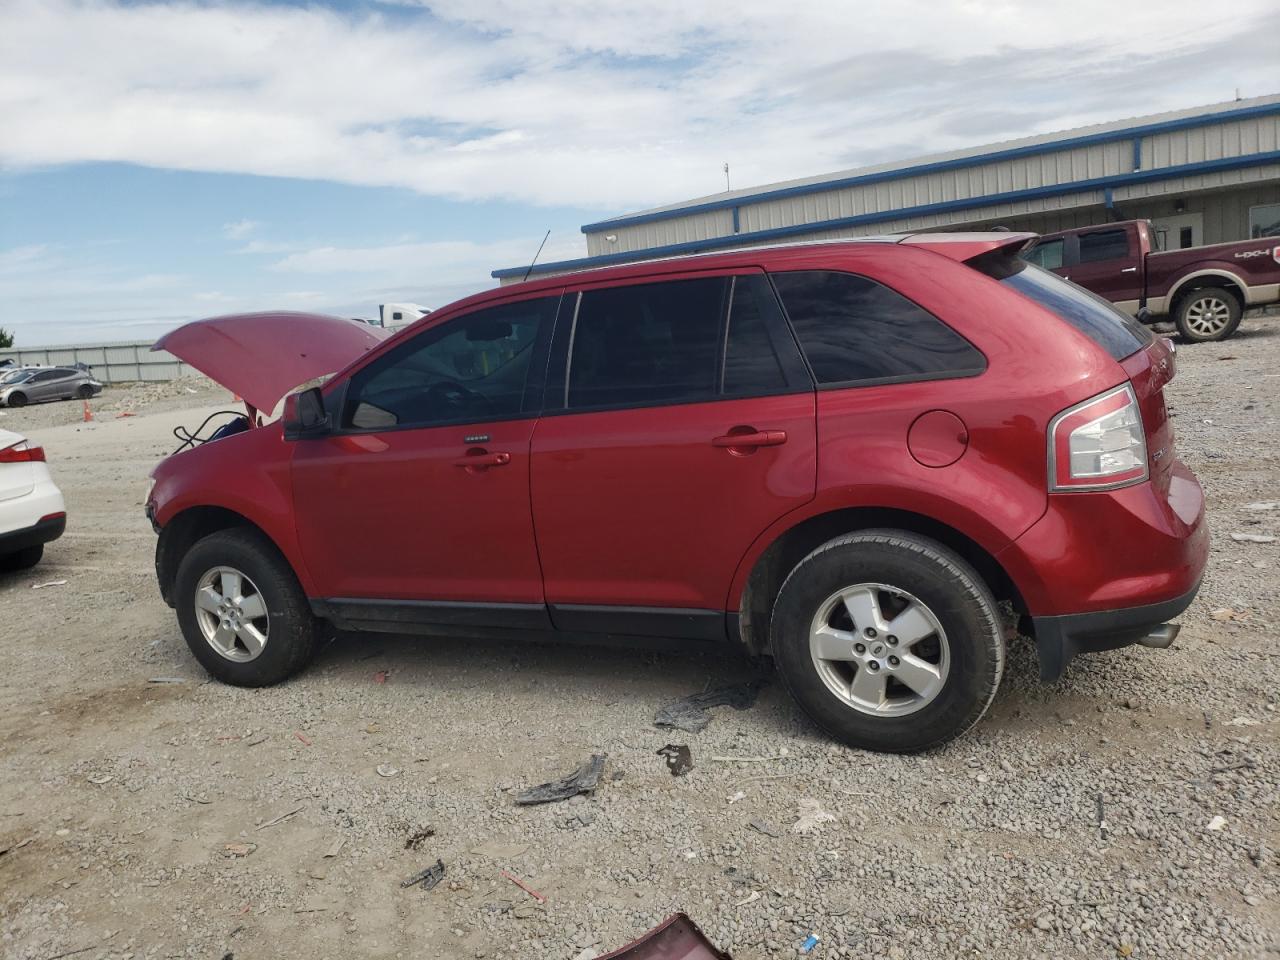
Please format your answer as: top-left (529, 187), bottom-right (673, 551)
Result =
top-left (76, 384), bottom-right (94, 399)
top-left (6, 392), bottom-right (27, 408)
top-left (0, 544), bottom-right (43, 572)
top-left (769, 530), bottom-right (1004, 753)
top-left (1175, 287), bottom-right (1241, 342)
top-left (174, 528), bottom-right (318, 686)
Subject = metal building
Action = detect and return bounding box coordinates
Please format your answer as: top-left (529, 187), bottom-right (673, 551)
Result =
top-left (493, 93), bottom-right (1280, 284)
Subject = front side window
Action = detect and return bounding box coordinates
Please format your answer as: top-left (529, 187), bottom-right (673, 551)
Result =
top-left (344, 296), bottom-right (557, 430)
top-left (567, 277), bottom-right (727, 409)
top-left (1022, 239), bottom-right (1064, 270)
top-left (1078, 228), bottom-right (1130, 263)
top-left (771, 271), bottom-right (986, 386)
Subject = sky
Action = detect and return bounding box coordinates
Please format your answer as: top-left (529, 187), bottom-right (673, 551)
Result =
top-left (1, 0), bottom-right (1278, 346)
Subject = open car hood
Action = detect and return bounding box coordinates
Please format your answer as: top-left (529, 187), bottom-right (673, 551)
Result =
top-left (154, 312), bottom-right (388, 413)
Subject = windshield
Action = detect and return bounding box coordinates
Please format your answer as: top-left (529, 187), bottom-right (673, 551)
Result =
top-left (0, 370), bottom-right (34, 385)
top-left (973, 255), bottom-right (1151, 361)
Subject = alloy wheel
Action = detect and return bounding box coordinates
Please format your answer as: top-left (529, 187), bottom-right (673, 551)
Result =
top-left (1184, 295), bottom-right (1232, 337)
top-left (808, 582), bottom-right (950, 717)
top-left (193, 565), bottom-right (270, 662)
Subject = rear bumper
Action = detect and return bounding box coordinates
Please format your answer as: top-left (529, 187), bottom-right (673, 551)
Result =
top-left (997, 459), bottom-right (1208, 681)
top-left (0, 512), bottom-right (66, 556)
top-left (1029, 578), bottom-right (1200, 681)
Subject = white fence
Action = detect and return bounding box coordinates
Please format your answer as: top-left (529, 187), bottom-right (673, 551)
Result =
top-left (0, 339), bottom-right (196, 384)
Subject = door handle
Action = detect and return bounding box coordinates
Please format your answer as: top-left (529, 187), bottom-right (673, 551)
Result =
top-left (1121, 267), bottom-right (1138, 273)
top-left (454, 451), bottom-right (511, 470)
top-left (713, 430), bottom-right (787, 449)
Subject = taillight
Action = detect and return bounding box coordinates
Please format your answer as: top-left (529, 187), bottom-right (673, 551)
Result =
top-left (0, 442), bottom-right (46, 463)
top-left (1048, 384), bottom-right (1147, 491)
top-left (1273, 245), bottom-right (1280, 266)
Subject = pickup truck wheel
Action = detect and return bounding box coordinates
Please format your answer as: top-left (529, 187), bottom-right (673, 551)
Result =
top-left (1175, 288), bottom-right (1241, 342)
top-left (174, 528), bottom-right (318, 687)
top-left (770, 530), bottom-right (1004, 753)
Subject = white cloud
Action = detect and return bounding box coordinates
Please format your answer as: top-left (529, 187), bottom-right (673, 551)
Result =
top-left (1, 0), bottom-right (1276, 212)
top-left (222, 219), bottom-right (261, 240)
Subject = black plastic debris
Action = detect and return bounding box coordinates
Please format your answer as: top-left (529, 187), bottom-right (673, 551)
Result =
top-left (654, 680), bottom-right (767, 733)
top-left (657, 744), bottom-right (693, 776)
top-left (515, 754), bottom-right (607, 805)
top-left (401, 859), bottom-right (446, 891)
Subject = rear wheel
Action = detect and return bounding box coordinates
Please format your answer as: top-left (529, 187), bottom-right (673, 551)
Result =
top-left (1175, 288), bottom-right (1241, 342)
top-left (6, 392), bottom-right (27, 408)
top-left (770, 530), bottom-right (1004, 753)
top-left (0, 544), bottom-right (43, 572)
top-left (174, 528), bottom-right (318, 686)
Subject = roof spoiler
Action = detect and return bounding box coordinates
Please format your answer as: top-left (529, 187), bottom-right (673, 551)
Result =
top-left (898, 231), bottom-right (1038, 262)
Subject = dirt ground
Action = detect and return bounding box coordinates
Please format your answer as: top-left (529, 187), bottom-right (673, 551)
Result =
top-left (1, 320), bottom-right (1277, 960)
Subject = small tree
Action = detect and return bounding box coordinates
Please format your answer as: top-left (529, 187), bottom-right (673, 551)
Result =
top-left (0, 327), bottom-right (12, 349)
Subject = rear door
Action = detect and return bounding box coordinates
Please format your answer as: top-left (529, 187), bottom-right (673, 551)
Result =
top-left (1068, 226), bottom-right (1143, 311)
top-left (529, 269), bottom-right (816, 639)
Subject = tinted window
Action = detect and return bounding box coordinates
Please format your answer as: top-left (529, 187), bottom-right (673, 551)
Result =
top-left (771, 271), bottom-right (986, 385)
top-left (1023, 239), bottom-right (1064, 269)
top-left (1078, 229), bottom-right (1130, 263)
top-left (568, 277), bottom-right (727, 409)
top-left (345, 296), bottom-right (557, 429)
top-left (982, 258), bottom-right (1150, 361)
top-left (32, 370), bottom-right (64, 382)
top-left (723, 275), bottom-right (789, 395)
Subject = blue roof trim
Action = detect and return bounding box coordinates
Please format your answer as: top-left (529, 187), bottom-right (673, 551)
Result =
top-left (580, 101), bottom-right (1280, 234)
top-left (493, 149), bottom-right (1280, 279)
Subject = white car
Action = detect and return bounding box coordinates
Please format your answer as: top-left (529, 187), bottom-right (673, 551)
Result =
top-left (0, 428), bottom-right (66, 571)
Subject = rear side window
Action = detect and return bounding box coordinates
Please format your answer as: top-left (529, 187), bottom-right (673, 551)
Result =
top-left (771, 271), bottom-right (986, 386)
top-left (568, 277), bottom-right (727, 409)
top-left (980, 258), bottom-right (1151, 360)
top-left (1078, 228), bottom-right (1130, 263)
top-left (722, 275), bottom-right (790, 395)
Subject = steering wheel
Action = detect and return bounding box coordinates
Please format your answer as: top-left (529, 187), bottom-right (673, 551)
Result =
top-left (426, 380), bottom-right (492, 416)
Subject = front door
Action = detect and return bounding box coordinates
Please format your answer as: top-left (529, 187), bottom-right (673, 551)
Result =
top-left (530, 271), bottom-right (816, 639)
top-left (291, 292), bottom-right (562, 622)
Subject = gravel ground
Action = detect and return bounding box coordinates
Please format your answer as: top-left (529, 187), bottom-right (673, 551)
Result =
top-left (1, 320), bottom-right (1278, 960)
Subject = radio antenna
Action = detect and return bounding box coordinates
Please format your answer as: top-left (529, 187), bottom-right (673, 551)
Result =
top-left (523, 230), bottom-right (551, 282)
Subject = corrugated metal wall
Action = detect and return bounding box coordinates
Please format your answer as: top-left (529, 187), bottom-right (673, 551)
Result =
top-left (0, 340), bottom-right (195, 384)
top-left (582, 106), bottom-right (1280, 258)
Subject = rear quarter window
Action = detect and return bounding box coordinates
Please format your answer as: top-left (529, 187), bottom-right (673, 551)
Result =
top-left (770, 270), bottom-right (986, 387)
top-left (978, 257), bottom-right (1151, 361)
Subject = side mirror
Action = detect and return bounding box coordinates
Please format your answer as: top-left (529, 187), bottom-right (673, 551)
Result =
top-left (283, 387), bottom-right (331, 440)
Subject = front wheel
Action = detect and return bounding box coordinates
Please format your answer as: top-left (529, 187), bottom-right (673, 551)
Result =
top-left (76, 384), bottom-right (94, 399)
top-left (770, 530), bottom-right (1004, 753)
top-left (174, 528), bottom-right (318, 686)
top-left (1175, 288), bottom-right (1241, 342)
top-left (5, 392), bottom-right (27, 408)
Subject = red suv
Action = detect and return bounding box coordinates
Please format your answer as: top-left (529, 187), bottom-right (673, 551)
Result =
top-left (147, 232), bottom-right (1207, 752)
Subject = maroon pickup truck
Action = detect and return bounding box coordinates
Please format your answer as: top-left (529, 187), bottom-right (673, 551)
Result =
top-left (1021, 220), bottom-right (1280, 342)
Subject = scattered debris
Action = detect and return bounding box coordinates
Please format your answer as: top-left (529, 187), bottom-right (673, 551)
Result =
top-left (1207, 815), bottom-right (1227, 832)
top-left (792, 799), bottom-right (837, 834)
top-left (1225, 716), bottom-right (1261, 726)
top-left (711, 751), bottom-right (788, 763)
top-left (500, 869), bottom-right (547, 903)
top-left (748, 819), bottom-right (782, 839)
top-left (726, 790), bottom-right (746, 804)
top-left (515, 754), bottom-right (607, 804)
top-left (1210, 607), bottom-right (1249, 621)
top-left (1230, 532), bottom-right (1276, 543)
top-left (223, 842), bottom-right (257, 858)
top-left (374, 671), bottom-right (388, 684)
top-left (800, 933), bottom-right (820, 954)
top-left (653, 679), bottom-right (767, 733)
top-left (0, 836), bottom-right (34, 857)
top-left (146, 677), bottom-right (186, 684)
top-left (1096, 793), bottom-right (1108, 842)
top-left (375, 764), bottom-right (400, 778)
top-left (401, 859), bottom-right (446, 891)
top-left (561, 810), bottom-right (598, 830)
top-left (245, 735), bottom-right (268, 747)
top-left (1243, 501), bottom-right (1279, 511)
top-left (293, 731), bottom-right (313, 747)
top-left (657, 744), bottom-right (694, 777)
top-left (594, 914), bottom-right (730, 959)
top-left (256, 806), bottom-right (304, 830)
top-left (405, 827), bottom-right (436, 850)
top-left (471, 840), bottom-right (529, 859)
top-left (87, 774), bottom-right (114, 785)
top-left (735, 890), bottom-right (761, 907)
top-left (323, 837), bottom-right (346, 858)
top-left (31, 579), bottom-right (68, 590)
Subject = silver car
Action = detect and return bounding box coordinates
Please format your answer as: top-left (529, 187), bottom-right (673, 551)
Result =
top-left (0, 367), bottom-right (104, 407)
